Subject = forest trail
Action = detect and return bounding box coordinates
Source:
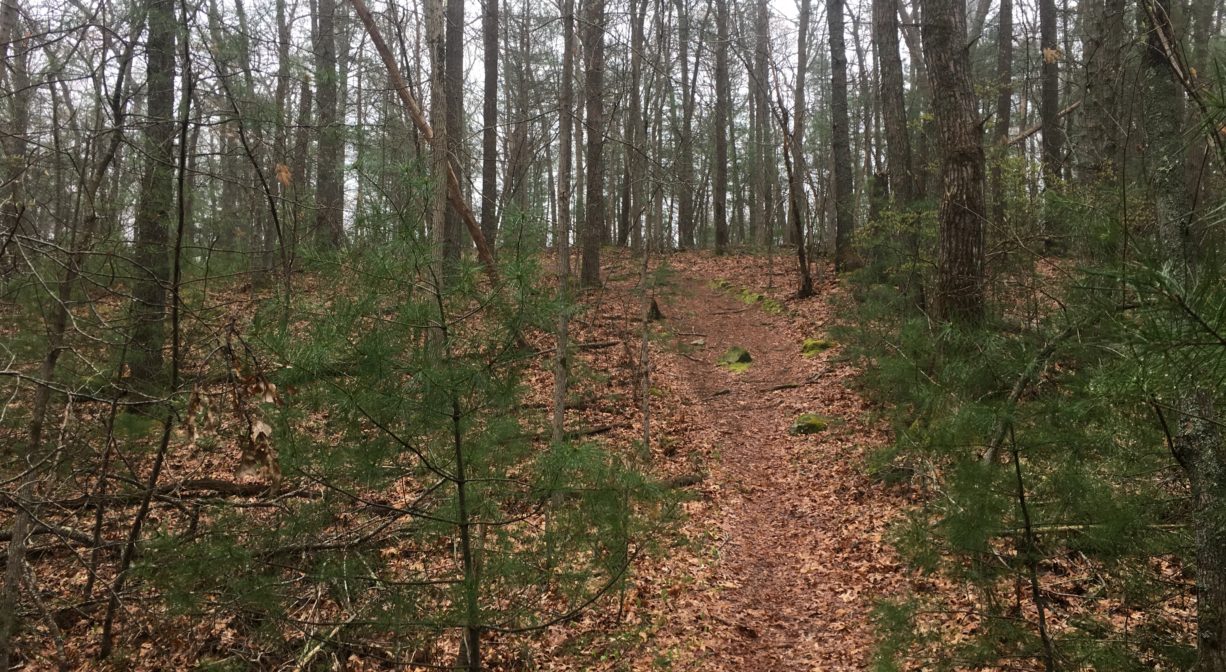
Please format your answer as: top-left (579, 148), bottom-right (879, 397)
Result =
top-left (639, 258), bottom-right (908, 670)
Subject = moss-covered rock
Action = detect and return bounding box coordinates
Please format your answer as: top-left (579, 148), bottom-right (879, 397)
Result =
top-left (761, 297), bottom-right (784, 315)
top-left (718, 347), bottom-right (753, 373)
top-left (790, 413), bottom-right (831, 435)
top-left (801, 337), bottom-right (836, 357)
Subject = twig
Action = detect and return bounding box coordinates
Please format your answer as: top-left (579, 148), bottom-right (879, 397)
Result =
top-left (293, 612), bottom-right (358, 672)
top-left (981, 322), bottom-right (1080, 464)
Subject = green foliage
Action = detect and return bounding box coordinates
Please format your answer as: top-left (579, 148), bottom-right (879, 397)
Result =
top-left (141, 233), bottom-right (665, 662)
top-left (852, 205), bottom-right (937, 307)
top-left (844, 185), bottom-right (1224, 669)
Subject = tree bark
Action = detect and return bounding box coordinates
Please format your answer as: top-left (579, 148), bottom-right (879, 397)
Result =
top-left (480, 0), bottom-right (499, 249)
top-left (315, 0), bottom-right (345, 247)
top-left (428, 0), bottom-right (450, 274)
top-left (674, 0), bottom-right (698, 249)
top-left (789, 0), bottom-right (814, 297)
top-left (829, 0), bottom-right (855, 270)
top-left (873, 0), bottom-right (914, 204)
top-left (129, 0), bottom-right (177, 385)
top-left (713, 0), bottom-right (730, 253)
top-left (0, 0), bottom-right (29, 272)
top-left (442, 0), bottom-right (464, 267)
top-left (921, 0), bottom-right (985, 322)
top-left (617, 0), bottom-right (646, 248)
top-left (1039, 0), bottom-right (1062, 182)
top-left (580, 0), bottom-right (605, 286)
top-left (990, 0), bottom-right (1013, 227)
top-left (554, 0), bottom-right (575, 443)
top-left (1143, 3), bottom-right (1226, 666)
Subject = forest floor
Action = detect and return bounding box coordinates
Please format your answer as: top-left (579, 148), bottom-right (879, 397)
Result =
top-left (4, 250), bottom-right (926, 671)
top-left (541, 251), bottom-right (916, 671)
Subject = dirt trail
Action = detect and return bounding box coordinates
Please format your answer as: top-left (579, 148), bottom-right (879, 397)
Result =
top-left (643, 266), bottom-right (907, 671)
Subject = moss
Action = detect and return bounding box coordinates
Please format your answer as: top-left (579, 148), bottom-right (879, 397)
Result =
top-left (739, 289), bottom-right (763, 305)
top-left (718, 346), bottom-right (752, 373)
top-left (761, 297), bottom-right (785, 315)
top-left (802, 337), bottom-right (836, 357)
top-left (790, 413), bottom-right (831, 435)
top-left (710, 278), bottom-right (734, 290)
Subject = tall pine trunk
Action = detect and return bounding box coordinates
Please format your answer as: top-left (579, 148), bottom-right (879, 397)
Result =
top-left (921, 0), bottom-right (985, 322)
top-left (1143, 2), bottom-right (1226, 668)
top-left (315, 0), bottom-right (344, 247)
top-left (874, 0), bottom-right (914, 204)
top-left (442, 0), bottom-right (464, 267)
top-left (129, 0), bottom-right (177, 385)
top-left (480, 0), bottom-right (498, 249)
top-left (828, 0), bottom-right (855, 270)
top-left (713, 0), bottom-right (730, 253)
top-left (580, 0), bottom-right (605, 286)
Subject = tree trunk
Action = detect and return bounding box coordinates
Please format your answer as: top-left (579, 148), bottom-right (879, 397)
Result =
top-left (873, 0), bottom-right (914, 204)
top-left (921, 0), bottom-right (985, 322)
top-left (1143, 3), bottom-right (1226, 666)
top-left (428, 0), bottom-right (449, 273)
top-left (1076, 0), bottom-right (1124, 181)
top-left (315, 0), bottom-right (344, 247)
top-left (580, 0), bottom-right (605, 286)
top-left (990, 0), bottom-right (1013, 228)
top-left (829, 0), bottom-right (855, 270)
top-left (554, 0), bottom-right (575, 443)
top-left (752, 0), bottom-right (770, 247)
top-left (674, 0), bottom-right (698, 249)
top-left (443, 0), bottom-right (464, 266)
top-left (129, 0), bottom-right (177, 385)
top-left (789, 0), bottom-right (814, 297)
top-left (480, 0), bottom-right (499, 249)
top-left (1039, 0), bottom-right (1062, 182)
top-left (0, 0), bottom-right (29, 272)
top-left (618, 0), bottom-right (646, 248)
top-left (713, 0), bottom-right (730, 253)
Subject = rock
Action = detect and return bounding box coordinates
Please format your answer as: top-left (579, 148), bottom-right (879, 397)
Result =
top-left (790, 413), bottom-right (831, 435)
top-left (719, 347), bottom-right (752, 364)
top-left (801, 337), bottom-right (836, 357)
top-left (718, 347), bottom-right (752, 373)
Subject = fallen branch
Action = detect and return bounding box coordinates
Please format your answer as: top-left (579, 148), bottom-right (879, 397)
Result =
top-left (0, 522), bottom-right (94, 546)
top-left (532, 339), bottom-right (622, 357)
top-left (758, 373), bottom-right (824, 393)
top-left (663, 473), bottom-right (704, 489)
top-left (5, 479), bottom-right (317, 511)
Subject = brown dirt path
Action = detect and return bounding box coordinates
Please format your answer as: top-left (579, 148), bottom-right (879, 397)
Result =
top-left (638, 260), bottom-right (909, 671)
